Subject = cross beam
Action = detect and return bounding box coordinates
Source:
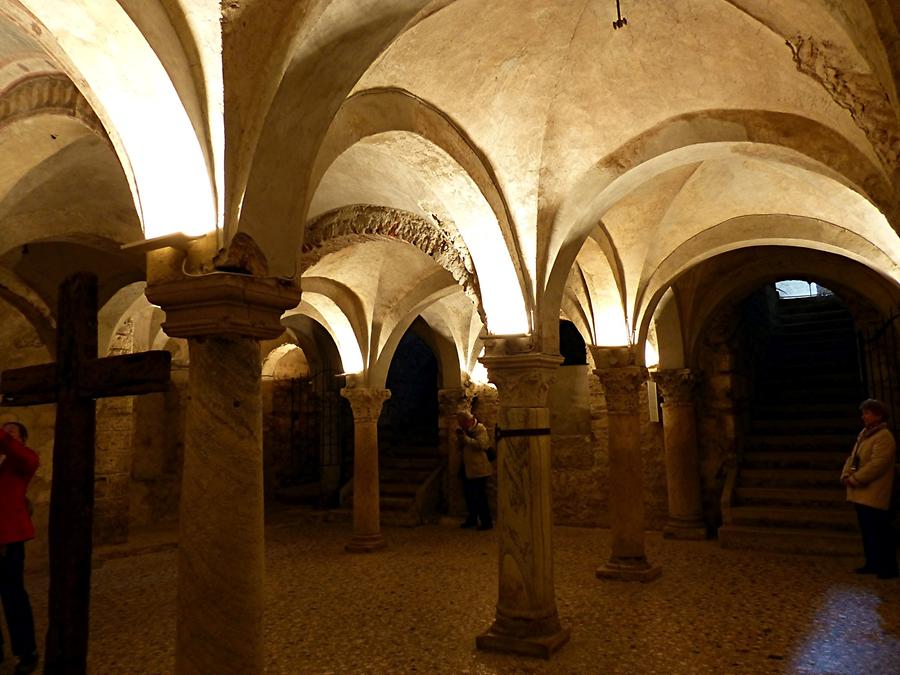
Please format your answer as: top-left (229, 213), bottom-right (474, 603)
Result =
top-left (0, 273), bottom-right (171, 675)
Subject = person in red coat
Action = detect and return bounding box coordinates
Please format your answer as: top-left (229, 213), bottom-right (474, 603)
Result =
top-left (0, 421), bottom-right (40, 674)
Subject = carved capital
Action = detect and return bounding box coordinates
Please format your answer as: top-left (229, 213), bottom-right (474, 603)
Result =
top-left (594, 366), bottom-right (647, 414)
top-left (145, 274), bottom-right (301, 340)
top-left (341, 387), bottom-right (391, 423)
top-left (479, 340), bottom-right (562, 409)
top-left (651, 369), bottom-right (696, 407)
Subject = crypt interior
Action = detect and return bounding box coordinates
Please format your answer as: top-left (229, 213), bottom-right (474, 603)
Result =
top-left (0, 0), bottom-right (899, 672)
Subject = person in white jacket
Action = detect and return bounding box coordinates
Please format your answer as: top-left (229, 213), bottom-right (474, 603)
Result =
top-left (457, 410), bottom-right (493, 530)
top-left (841, 399), bottom-right (898, 579)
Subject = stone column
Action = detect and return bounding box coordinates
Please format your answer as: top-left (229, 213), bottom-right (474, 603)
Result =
top-left (340, 386), bottom-right (390, 552)
top-left (94, 317), bottom-right (136, 545)
top-left (652, 369), bottom-right (706, 540)
top-left (591, 346), bottom-right (661, 582)
top-left (476, 336), bottom-right (569, 659)
top-left (438, 387), bottom-right (468, 516)
top-left (146, 273), bottom-right (300, 675)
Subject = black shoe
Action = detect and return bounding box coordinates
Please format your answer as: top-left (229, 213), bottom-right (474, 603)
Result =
top-left (477, 524), bottom-right (493, 531)
top-left (855, 566), bottom-right (877, 574)
top-left (14, 651), bottom-right (38, 675)
top-left (877, 571), bottom-right (899, 580)
top-left (460, 520), bottom-right (477, 529)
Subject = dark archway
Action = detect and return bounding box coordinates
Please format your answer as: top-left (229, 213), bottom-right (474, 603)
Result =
top-left (560, 319), bottom-right (587, 365)
top-left (382, 322), bottom-right (440, 454)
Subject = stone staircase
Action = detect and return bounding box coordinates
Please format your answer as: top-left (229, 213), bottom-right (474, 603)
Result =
top-left (340, 450), bottom-right (444, 526)
top-left (719, 295), bottom-right (864, 555)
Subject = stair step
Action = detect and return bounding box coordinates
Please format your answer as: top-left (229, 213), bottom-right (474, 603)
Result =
top-left (752, 403), bottom-right (857, 419)
top-left (718, 524), bottom-right (860, 555)
top-left (379, 468), bottom-right (437, 483)
top-left (735, 486), bottom-right (846, 506)
top-left (380, 482), bottom-right (420, 497)
top-left (749, 421), bottom-right (858, 437)
top-left (739, 468), bottom-right (840, 487)
top-left (729, 505), bottom-right (857, 530)
top-left (744, 435), bottom-right (854, 453)
top-left (742, 451), bottom-right (848, 469)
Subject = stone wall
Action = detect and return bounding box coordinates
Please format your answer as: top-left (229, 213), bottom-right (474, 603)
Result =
top-left (95, 317), bottom-right (135, 545)
top-left (549, 365), bottom-right (667, 529)
top-left (129, 367), bottom-right (187, 528)
top-left (693, 290), bottom-right (774, 527)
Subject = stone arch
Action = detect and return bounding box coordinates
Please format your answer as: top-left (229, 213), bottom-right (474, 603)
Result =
top-left (236, 0), bottom-right (451, 270)
top-left (2, 1), bottom-right (216, 238)
top-left (540, 108), bottom-right (897, 350)
top-left (0, 266), bottom-right (55, 353)
top-left (308, 87), bottom-right (530, 334)
top-left (633, 213), bottom-right (899, 342)
top-left (633, 246), bottom-right (899, 368)
top-left (0, 74), bottom-right (106, 138)
top-left (652, 289), bottom-right (686, 370)
top-left (262, 343), bottom-right (310, 381)
top-left (303, 204), bottom-right (484, 325)
top-left (407, 314), bottom-right (463, 390)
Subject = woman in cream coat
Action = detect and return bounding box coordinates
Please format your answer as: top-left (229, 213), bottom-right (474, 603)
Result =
top-left (841, 399), bottom-right (898, 579)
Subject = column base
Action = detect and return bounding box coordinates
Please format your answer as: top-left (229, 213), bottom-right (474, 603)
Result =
top-left (596, 557), bottom-right (662, 582)
top-left (476, 624), bottom-right (571, 659)
top-left (663, 520), bottom-right (707, 540)
top-left (345, 533), bottom-right (386, 553)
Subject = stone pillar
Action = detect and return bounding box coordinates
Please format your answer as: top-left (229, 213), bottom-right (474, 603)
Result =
top-left (340, 386), bottom-right (390, 552)
top-left (94, 317), bottom-right (136, 545)
top-left (438, 387), bottom-right (468, 516)
top-left (476, 336), bottom-right (569, 659)
top-left (591, 346), bottom-right (661, 582)
top-left (652, 369), bottom-right (706, 540)
top-left (94, 396), bottom-right (134, 544)
top-left (146, 273), bottom-right (300, 675)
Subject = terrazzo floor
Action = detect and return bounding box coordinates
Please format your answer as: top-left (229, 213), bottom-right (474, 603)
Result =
top-left (3, 513), bottom-right (900, 674)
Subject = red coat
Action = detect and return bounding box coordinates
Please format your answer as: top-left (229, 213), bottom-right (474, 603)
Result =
top-left (0, 427), bottom-right (39, 545)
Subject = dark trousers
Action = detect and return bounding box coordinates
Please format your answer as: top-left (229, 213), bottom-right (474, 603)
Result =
top-left (855, 504), bottom-right (899, 575)
top-left (0, 542), bottom-right (37, 657)
top-left (463, 476), bottom-right (492, 528)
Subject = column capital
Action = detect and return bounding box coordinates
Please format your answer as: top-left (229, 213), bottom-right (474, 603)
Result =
top-left (479, 342), bottom-right (562, 408)
top-left (593, 366), bottom-right (647, 414)
top-left (341, 387), bottom-right (390, 423)
top-left (145, 273), bottom-right (301, 340)
top-left (651, 369), bottom-right (697, 407)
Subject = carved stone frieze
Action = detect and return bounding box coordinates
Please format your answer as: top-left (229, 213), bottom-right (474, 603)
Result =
top-left (651, 369), bottom-right (696, 407)
top-left (0, 74), bottom-right (106, 138)
top-left (594, 366), bottom-right (647, 415)
top-left (340, 387), bottom-right (391, 423)
top-left (788, 36), bottom-right (900, 176)
top-left (303, 205), bottom-right (485, 324)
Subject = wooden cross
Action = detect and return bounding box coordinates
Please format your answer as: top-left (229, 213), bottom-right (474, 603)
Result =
top-left (1, 273), bottom-right (171, 675)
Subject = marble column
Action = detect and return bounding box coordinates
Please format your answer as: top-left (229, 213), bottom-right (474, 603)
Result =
top-left (340, 386), bottom-right (390, 552)
top-left (591, 346), bottom-right (661, 582)
top-left (438, 387), bottom-right (468, 516)
top-left (476, 336), bottom-right (569, 659)
top-left (146, 273), bottom-right (300, 675)
top-left (652, 369), bottom-right (706, 539)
